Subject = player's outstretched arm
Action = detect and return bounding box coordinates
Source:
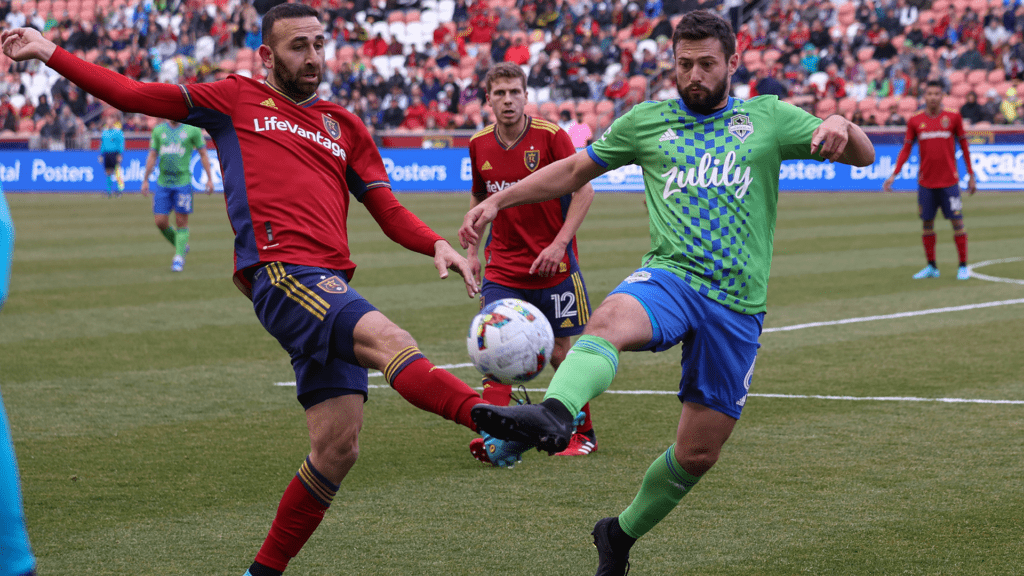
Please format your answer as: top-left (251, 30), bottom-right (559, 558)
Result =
top-left (459, 151), bottom-right (605, 248)
top-left (811, 115), bottom-right (875, 166)
top-left (2, 28), bottom-right (188, 120)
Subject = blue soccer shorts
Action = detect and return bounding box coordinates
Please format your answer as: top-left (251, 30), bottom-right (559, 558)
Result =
top-left (918, 184), bottom-right (963, 221)
top-left (250, 262), bottom-right (378, 409)
top-left (609, 268), bottom-right (764, 420)
top-left (480, 267), bottom-right (591, 339)
top-left (152, 183), bottom-right (194, 215)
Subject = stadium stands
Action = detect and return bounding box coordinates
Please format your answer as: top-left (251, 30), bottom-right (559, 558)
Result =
top-left (3, 0), bottom-right (1024, 146)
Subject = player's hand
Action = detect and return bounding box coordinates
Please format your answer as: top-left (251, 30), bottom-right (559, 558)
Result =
top-left (434, 240), bottom-right (480, 298)
top-left (140, 180), bottom-right (149, 197)
top-left (205, 179), bottom-right (214, 195)
top-left (810, 115), bottom-right (850, 163)
top-left (529, 241), bottom-right (567, 277)
top-left (882, 175), bottom-right (895, 193)
top-left (468, 253), bottom-right (482, 287)
top-left (459, 201), bottom-right (498, 249)
top-left (967, 174), bottom-right (977, 195)
top-left (0, 28), bottom-right (57, 63)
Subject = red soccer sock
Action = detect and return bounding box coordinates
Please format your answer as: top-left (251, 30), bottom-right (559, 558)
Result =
top-left (385, 346), bottom-right (486, 431)
top-left (955, 232), bottom-right (968, 266)
top-left (481, 379), bottom-right (513, 406)
top-left (922, 232), bottom-right (937, 264)
top-left (576, 402), bottom-right (594, 435)
top-left (254, 457), bottom-right (338, 572)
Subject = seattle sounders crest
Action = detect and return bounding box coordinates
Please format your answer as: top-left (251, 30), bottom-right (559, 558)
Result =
top-left (728, 115), bottom-right (754, 142)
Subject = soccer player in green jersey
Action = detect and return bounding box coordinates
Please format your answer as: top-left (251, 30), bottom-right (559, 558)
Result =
top-left (141, 120), bottom-right (215, 272)
top-left (459, 10), bottom-right (874, 575)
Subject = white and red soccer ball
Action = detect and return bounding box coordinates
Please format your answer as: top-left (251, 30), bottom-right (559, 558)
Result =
top-left (466, 298), bottom-right (554, 384)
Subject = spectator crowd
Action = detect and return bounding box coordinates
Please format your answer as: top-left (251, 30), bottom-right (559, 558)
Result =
top-left (2, 0), bottom-right (1024, 150)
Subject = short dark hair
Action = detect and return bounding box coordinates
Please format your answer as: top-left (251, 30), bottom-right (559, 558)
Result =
top-left (262, 3), bottom-right (319, 46)
top-left (672, 9), bottom-right (736, 59)
top-left (925, 80), bottom-right (945, 92)
top-left (484, 62), bottom-right (527, 94)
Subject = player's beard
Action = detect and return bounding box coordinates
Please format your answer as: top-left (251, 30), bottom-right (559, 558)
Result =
top-left (678, 75), bottom-right (729, 115)
top-left (274, 60), bottom-right (322, 100)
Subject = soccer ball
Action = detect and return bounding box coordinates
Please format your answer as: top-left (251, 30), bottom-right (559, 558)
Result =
top-left (466, 298), bottom-right (554, 384)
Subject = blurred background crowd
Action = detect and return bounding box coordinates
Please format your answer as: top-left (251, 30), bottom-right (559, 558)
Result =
top-left (1, 0), bottom-right (1023, 150)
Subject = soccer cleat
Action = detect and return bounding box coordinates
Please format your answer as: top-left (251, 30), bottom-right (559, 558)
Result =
top-left (171, 255), bottom-right (185, 272)
top-left (470, 403), bottom-right (575, 455)
top-left (957, 266), bottom-right (970, 280)
top-left (592, 517), bottom-right (631, 576)
top-left (469, 432), bottom-right (530, 468)
top-left (556, 433), bottom-right (598, 456)
top-left (912, 264), bottom-right (940, 279)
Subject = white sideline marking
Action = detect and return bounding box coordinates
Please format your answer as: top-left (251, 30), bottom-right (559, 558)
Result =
top-left (967, 257), bottom-right (1024, 285)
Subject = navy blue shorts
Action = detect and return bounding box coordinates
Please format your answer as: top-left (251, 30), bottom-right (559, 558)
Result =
top-left (152, 183), bottom-right (193, 215)
top-left (481, 267), bottom-right (590, 338)
top-left (102, 152), bottom-right (120, 170)
top-left (609, 268), bottom-right (764, 420)
top-left (250, 262), bottom-right (378, 409)
top-left (918, 184), bottom-right (963, 221)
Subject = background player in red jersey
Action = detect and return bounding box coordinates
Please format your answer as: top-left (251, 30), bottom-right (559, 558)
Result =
top-left (466, 62), bottom-right (598, 466)
top-left (2, 6), bottom-right (493, 576)
top-left (883, 80), bottom-right (977, 281)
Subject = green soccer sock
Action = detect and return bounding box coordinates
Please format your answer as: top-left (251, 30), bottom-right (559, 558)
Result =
top-left (542, 335), bottom-right (618, 416)
top-left (160, 226), bottom-right (176, 246)
top-left (618, 445), bottom-right (702, 539)
top-left (175, 227), bottom-right (189, 257)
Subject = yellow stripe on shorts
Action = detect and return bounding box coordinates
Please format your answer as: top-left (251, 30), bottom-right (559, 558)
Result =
top-left (268, 262), bottom-right (330, 321)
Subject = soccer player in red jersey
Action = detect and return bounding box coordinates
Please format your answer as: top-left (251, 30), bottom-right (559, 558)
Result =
top-left (883, 80), bottom-right (977, 280)
top-left (2, 6), bottom-right (492, 575)
top-left (466, 62), bottom-right (598, 466)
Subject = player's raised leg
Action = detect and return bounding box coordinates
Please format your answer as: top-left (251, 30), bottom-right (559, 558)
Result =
top-left (353, 311), bottom-right (488, 431)
top-left (471, 293), bottom-right (651, 454)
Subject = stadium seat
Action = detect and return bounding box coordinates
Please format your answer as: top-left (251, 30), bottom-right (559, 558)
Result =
top-left (987, 69), bottom-right (1004, 83)
top-left (559, 100), bottom-right (575, 116)
top-left (524, 102), bottom-right (539, 117)
top-left (947, 70), bottom-right (966, 85)
top-left (389, 21), bottom-right (407, 42)
top-left (951, 83), bottom-right (972, 97)
top-left (966, 69), bottom-right (986, 85)
top-left (897, 97), bottom-right (919, 116)
top-left (576, 100), bottom-right (595, 116)
top-left (814, 98), bottom-right (837, 118)
top-left (419, 10), bottom-right (438, 28)
top-left (539, 101), bottom-right (558, 121)
top-left (856, 46), bottom-right (874, 62)
top-left (387, 10), bottom-right (404, 23)
top-left (595, 99), bottom-right (614, 118)
top-left (857, 98), bottom-right (876, 112)
top-left (763, 48), bottom-right (782, 67)
top-left (404, 9), bottom-right (421, 22)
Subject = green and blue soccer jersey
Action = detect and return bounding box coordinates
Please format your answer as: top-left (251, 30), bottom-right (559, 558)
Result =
top-left (150, 123), bottom-right (206, 187)
top-left (588, 96), bottom-right (825, 314)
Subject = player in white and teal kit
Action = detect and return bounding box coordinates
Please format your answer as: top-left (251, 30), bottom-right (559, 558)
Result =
top-left (141, 120), bottom-right (215, 272)
top-left (459, 11), bottom-right (874, 576)
top-left (0, 184), bottom-right (38, 576)
top-left (98, 116), bottom-right (125, 197)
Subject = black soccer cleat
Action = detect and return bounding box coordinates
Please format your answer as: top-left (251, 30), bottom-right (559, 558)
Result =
top-left (470, 403), bottom-right (574, 455)
top-left (592, 517), bottom-right (632, 576)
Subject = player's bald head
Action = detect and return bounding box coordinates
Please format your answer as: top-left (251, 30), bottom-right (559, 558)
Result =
top-left (262, 3), bottom-right (321, 46)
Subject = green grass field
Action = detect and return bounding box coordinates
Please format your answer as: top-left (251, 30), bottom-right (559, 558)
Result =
top-left (2, 190), bottom-right (1022, 576)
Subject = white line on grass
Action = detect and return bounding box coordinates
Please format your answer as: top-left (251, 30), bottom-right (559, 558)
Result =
top-left (269, 382), bottom-right (1024, 405)
top-left (967, 256), bottom-right (1024, 285)
top-left (273, 293), bottom-right (1024, 405)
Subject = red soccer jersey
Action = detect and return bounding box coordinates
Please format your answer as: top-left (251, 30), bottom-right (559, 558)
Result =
top-left (469, 116), bottom-right (579, 289)
top-left (895, 109), bottom-right (972, 188)
top-left (181, 77), bottom-right (396, 286)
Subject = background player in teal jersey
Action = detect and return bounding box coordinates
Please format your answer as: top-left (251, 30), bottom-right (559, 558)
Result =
top-left (141, 120), bottom-right (215, 272)
top-left (460, 10), bottom-right (874, 575)
top-left (0, 184), bottom-right (38, 576)
top-left (98, 115), bottom-right (125, 197)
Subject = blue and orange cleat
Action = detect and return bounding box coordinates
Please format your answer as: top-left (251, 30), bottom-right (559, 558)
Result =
top-left (469, 432), bottom-right (530, 468)
top-left (912, 264), bottom-right (940, 279)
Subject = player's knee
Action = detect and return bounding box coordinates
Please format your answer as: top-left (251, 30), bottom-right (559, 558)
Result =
top-left (312, 430), bottom-right (360, 471)
top-left (673, 444), bottom-right (720, 477)
top-left (376, 322), bottom-right (417, 355)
